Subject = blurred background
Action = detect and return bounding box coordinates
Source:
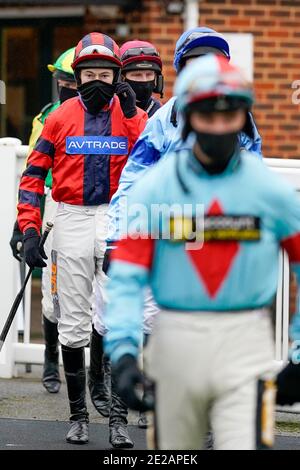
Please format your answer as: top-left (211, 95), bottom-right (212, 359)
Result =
top-left (0, 0), bottom-right (298, 158)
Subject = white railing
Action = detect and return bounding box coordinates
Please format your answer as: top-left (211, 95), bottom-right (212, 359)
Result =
top-left (13, 142), bottom-right (32, 347)
top-left (267, 158), bottom-right (300, 369)
top-left (0, 143), bottom-right (298, 377)
top-left (0, 139), bottom-right (26, 377)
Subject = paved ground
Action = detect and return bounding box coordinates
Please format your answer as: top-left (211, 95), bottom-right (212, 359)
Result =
top-left (0, 418), bottom-right (296, 450)
top-left (0, 370), bottom-right (300, 450)
top-left (0, 370), bottom-right (140, 424)
top-left (0, 415), bottom-right (298, 450)
top-left (276, 435), bottom-right (300, 450)
top-left (0, 368), bottom-right (147, 450)
top-left (0, 419), bottom-right (146, 450)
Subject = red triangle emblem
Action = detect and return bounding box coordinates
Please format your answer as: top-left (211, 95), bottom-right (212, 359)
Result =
top-left (186, 200), bottom-right (240, 298)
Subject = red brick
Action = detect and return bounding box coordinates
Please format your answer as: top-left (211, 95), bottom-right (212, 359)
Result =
top-left (278, 146), bottom-right (299, 152)
top-left (255, 62), bottom-right (274, 68)
top-left (268, 30), bottom-right (291, 38)
top-left (231, 0), bottom-right (255, 3)
top-left (280, 22), bottom-right (300, 28)
top-left (217, 9), bottom-right (240, 15)
top-left (255, 20), bottom-right (275, 26)
top-left (282, 63), bottom-right (300, 68)
top-left (244, 9), bottom-right (266, 16)
top-left (255, 41), bottom-right (277, 48)
top-left (207, 19), bottom-right (227, 25)
top-left (255, 104), bottom-right (275, 111)
top-left (268, 52), bottom-right (289, 58)
top-left (267, 74), bottom-right (289, 80)
top-left (279, 125), bottom-right (299, 131)
top-left (229, 18), bottom-right (252, 27)
top-left (166, 27), bottom-right (183, 35)
top-left (267, 94), bottom-right (287, 100)
top-left (282, 0), bottom-right (300, 5)
top-left (255, 83), bottom-right (276, 90)
top-left (266, 114), bottom-right (286, 120)
top-left (256, 0), bottom-right (279, 4)
top-left (265, 133), bottom-right (287, 140)
top-left (270, 10), bottom-right (291, 17)
top-left (279, 42), bottom-right (299, 48)
top-left (198, 8), bottom-right (214, 15)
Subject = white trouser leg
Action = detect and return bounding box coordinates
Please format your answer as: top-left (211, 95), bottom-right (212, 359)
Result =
top-left (52, 203), bottom-right (106, 348)
top-left (143, 287), bottom-right (160, 335)
top-left (93, 205), bottom-right (109, 336)
top-left (145, 312), bottom-right (209, 450)
top-left (145, 309), bottom-right (276, 450)
top-left (42, 190), bottom-right (58, 323)
top-left (93, 281), bottom-right (108, 336)
top-left (210, 310), bottom-right (276, 450)
top-left (94, 282), bottom-right (160, 337)
top-left (211, 377), bottom-right (275, 450)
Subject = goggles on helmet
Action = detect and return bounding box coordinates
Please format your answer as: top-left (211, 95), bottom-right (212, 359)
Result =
top-left (78, 44), bottom-right (118, 60)
top-left (121, 47), bottom-right (160, 61)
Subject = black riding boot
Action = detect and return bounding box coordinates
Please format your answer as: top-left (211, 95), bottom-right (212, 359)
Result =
top-left (88, 327), bottom-right (111, 417)
top-left (42, 315), bottom-right (61, 393)
top-left (62, 345), bottom-right (89, 444)
top-left (103, 354), bottom-right (111, 395)
top-left (138, 333), bottom-right (150, 429)
top-left (109, 367), bottom-right (134, 448)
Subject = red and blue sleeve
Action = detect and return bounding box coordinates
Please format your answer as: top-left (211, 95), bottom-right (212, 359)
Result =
top-left (17, 116), bottom-right (56, 233)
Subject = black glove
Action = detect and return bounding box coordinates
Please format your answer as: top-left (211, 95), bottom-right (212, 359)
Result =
top-left (115, 82), bottom-right (137, 119)
top-left (102, 243), bottom-right (116, 275)
top-left (113, 354), bottom-right (153, 412)
top-left (10, 221), bottom-right (24, 262)
top-left (23, 228), bottom-right (47, 269)
top-left (276, 362), bottom-right (300, 405)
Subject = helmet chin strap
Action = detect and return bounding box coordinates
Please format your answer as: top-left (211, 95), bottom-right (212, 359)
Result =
top-left (153, 74), bottom-right (164, 98)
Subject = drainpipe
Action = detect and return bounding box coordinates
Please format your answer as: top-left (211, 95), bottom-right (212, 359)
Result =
top-left (184, 0), bottom-right (199, 30)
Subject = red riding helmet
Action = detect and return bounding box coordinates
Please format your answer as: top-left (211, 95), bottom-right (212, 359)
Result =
top-left (72, 32), bottom-right (122, 83)
top-left (120, 40), bottom-right (164, 97)
top-left (120, 40), bottom-right (162, 72)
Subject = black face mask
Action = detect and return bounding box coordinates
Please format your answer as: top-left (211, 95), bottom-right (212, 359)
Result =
top-left (58, 86), bottom-right (78, 103)
top-left (125, 79), bottom-right (155, 110)
top-left (78, 80), bottom-right (116, 115)
top-left (195, 131), bottom-right (239, 174)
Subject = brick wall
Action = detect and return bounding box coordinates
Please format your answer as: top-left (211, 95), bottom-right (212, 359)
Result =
top-left (85, 0), bottom-right (300, 159)
top-left (200, 0), bottom-right (300, 159)
top-left (84, 0), bottom-right (182, 108)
